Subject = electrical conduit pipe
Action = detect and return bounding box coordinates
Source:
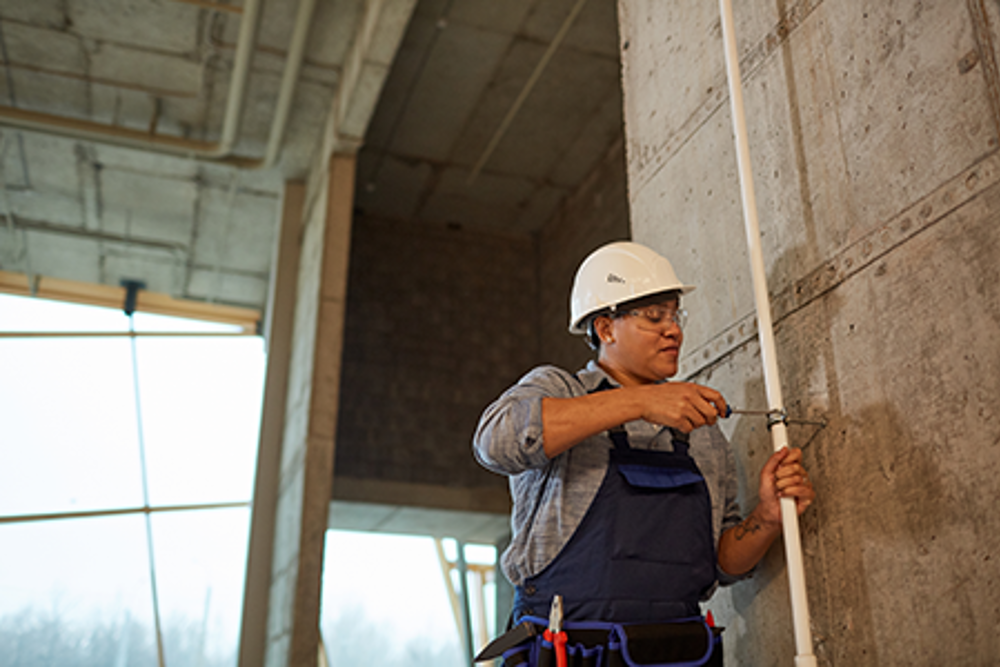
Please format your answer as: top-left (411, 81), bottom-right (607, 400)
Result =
top-left (717, 0), bottom-right (817, 665)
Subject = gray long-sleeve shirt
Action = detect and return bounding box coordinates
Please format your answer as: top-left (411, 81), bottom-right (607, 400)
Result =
top-left (473, 361), bottom-right (745, 592)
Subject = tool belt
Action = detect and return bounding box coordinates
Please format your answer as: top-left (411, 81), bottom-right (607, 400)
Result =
top-left (477, 616), bottom-right (723, 667)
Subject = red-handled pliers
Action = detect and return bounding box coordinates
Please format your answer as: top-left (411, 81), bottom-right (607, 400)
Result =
top-left (543, 594), bottom-right (567, 667)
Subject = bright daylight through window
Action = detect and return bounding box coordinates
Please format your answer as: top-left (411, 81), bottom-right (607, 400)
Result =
top-left (0, 294), bottom-right (264, 666)
top-left (0, 293), bottom-right (498, 667)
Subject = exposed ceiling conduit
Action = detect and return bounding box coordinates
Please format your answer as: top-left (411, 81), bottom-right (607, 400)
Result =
top-left (261, 0), bottom-right (317, 168)
top-left (210, 0), bottom-right (264, 158)
top-left (466, 0), bottom-right (588, 185)
top-left (0, 0), bottom-right (317, 169)
top-left (0, 0), bottom-right (262, 159)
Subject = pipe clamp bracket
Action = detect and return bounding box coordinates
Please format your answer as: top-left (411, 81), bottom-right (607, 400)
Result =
top-left (766, 409), bottom-right (789, 430)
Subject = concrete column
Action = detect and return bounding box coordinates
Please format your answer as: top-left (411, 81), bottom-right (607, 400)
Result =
top-left (265, 154), bottom-right (356, 667)
top-left (619, 0), bottom-right (1000, 664)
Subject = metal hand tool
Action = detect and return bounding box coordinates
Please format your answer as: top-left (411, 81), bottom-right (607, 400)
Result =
top-left (543, 594), bottom-right (567, 667)
top-left (723, 405), bottom-right (827, 429)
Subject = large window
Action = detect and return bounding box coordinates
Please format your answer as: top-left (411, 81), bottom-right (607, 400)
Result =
top-left (0, 294), bottom-right (265, 667)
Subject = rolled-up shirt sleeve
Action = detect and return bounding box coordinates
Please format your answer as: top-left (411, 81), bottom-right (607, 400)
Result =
top-left (473, 365), bottom-right (579, 475)
top-left (474, 361), bottom-right (752, 591)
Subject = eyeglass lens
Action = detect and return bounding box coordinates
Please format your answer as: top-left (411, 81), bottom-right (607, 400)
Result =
top-left (632, 306), bottom-right (686, 329)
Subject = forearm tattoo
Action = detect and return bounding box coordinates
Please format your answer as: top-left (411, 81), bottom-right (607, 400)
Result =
top-left (733, 514), bottom-right (763, 541)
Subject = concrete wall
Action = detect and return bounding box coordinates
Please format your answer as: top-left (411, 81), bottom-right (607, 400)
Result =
top-left (619, 0), bottom-right (1000, 664)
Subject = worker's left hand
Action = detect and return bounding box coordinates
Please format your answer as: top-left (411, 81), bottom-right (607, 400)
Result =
top-left (757, 447), bottom-right (814, 525)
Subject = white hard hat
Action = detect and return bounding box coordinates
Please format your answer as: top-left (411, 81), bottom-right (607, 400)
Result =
top-left (568, 241), bottom-right (695, 334)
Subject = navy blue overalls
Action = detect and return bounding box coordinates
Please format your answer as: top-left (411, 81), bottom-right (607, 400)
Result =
top-left (512, 389), bottom-right (718, 625)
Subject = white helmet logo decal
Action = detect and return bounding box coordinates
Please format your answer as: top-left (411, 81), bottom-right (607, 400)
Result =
top-left (607, 273), bottom-right (626, 284)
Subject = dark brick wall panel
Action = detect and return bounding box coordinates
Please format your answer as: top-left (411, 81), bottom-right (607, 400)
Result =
top-left (336, 217), bottom-right (537, 489)
top-left (335, 141), bottom-right (630, 496)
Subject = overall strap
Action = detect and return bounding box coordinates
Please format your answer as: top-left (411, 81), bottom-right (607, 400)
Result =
top-left (591, 377), bottom-right (616, 394)
top-left (668, 427), bottom-right (690, 455)
top-left (608, 426), bottom-right (630, 450)
top-left (591, 376), bottom-right (691, 454)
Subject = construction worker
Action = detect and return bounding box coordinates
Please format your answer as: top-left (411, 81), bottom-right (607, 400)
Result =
top-left (472, 241), bottom-right (815, 664)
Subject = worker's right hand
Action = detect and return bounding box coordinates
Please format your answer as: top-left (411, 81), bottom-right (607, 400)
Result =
top-left (637, 382), bottom-right (728, 432)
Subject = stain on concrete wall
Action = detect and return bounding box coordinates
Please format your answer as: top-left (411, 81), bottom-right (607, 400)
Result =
top-left (620, 0), bottom-right (1000, 663)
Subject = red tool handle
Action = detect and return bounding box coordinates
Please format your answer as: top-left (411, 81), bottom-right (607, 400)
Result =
top-left (543, 629), bottom-right (568, 667)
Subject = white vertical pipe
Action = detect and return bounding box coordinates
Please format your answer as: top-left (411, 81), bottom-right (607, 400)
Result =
top-left (211, 0), bottom-right (264, 157)
top-left (717, 1), bottom-right (817, 665)
top-left (262, 0), bottom-right (318, 167)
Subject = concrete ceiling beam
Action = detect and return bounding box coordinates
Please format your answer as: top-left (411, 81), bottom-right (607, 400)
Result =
top-left (329, 0), bottom-right (420, 153)
top-left (0, 0), bottom-right (330, 173)
top-left (5, 213), bottom-right (188, 255)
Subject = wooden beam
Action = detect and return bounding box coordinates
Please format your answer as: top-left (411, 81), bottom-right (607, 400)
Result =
top-left (0, 331), bottom-right (256, 338)
top-left (0, 501), bottom-right (251, 525)
top-left (0, 270), bottom-right (260, 333)
top-left (239, 180), bottom-right (304, 667)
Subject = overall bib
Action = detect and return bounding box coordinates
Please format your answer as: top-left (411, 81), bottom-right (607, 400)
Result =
top-left (512, 421), bottom-right (718, 625)
top-left (476, 382), bottom-right (724, 666)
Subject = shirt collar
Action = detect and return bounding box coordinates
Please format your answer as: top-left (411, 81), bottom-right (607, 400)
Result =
top-left (578, 359), bottom-right (619, 393)
top-left (578, 359), bottom-right (672, 392)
